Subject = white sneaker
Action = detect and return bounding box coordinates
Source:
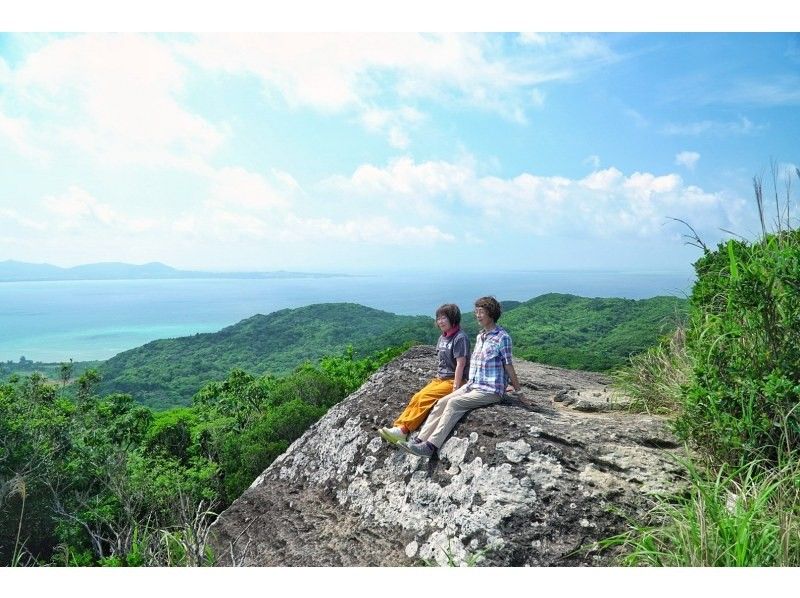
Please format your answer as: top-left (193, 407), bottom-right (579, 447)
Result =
top-left (378, 426), bottom-right (408, 445)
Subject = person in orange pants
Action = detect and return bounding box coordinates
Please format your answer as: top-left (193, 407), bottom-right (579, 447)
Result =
top-left (378, 303), bottom-right (470, 445)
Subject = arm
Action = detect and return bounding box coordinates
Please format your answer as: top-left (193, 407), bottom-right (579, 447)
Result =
top-left (453, 356), bottom-right (466, 389)
top-left (504, 362), bottom-right (521, 393)
top-left (498, 334), bottom-right (521, 394)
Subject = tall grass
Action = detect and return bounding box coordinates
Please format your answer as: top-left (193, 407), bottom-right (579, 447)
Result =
top-left (613, 326), bottom-right (691, 415)
top-left (603, 455), bottom-right (800, 566)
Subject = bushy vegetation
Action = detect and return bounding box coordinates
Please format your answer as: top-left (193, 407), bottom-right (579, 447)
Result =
top-left (0, 358), bottom-right (101, 385)
top-left (676, 229), bottom-right (800, 464)
top-left (0, 344), bottom-right (407, 566)
top-left (96, 303), bottom-right (438, 410)
top-left (608, 164), bottom-right (800, 566)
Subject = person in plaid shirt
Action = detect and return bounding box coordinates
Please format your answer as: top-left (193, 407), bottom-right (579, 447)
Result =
top-left (400, 296), bottom-right (523, 458)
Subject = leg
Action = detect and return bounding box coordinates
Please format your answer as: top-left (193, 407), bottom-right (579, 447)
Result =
top-left (424, 389), bottom-right (500, 448)
top-left (393, 378), bottom-right (454, 432)
top-left (416, 385), bottom-right (470, 442)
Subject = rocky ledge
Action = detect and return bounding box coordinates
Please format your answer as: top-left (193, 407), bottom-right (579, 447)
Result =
top-left (209, 345), bottom-right (685, 566)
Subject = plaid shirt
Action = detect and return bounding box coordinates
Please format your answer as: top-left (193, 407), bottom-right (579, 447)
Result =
top-left (466, 325), bottom-right (513, 395)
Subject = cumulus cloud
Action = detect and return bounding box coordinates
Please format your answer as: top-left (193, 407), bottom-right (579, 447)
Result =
top-left (41, 186), bottom-right (160, 233)
top-left (326, 157), bottom-right (744, 238)
top-left (675, 151), bottom-right (700, 170)
top-left (11, 33), bottom-right (227, 167)
top-left (177, 33), bottom-right (618, 132)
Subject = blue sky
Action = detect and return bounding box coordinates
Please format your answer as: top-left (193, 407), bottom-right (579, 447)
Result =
top-left (1, 29), bottom-right (798, 273)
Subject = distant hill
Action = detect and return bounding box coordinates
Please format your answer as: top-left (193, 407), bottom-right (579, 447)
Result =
top-left (94, 295), bottom-right (688, 410)
top-left (459, 293), bottom-right (687, 371)
top-left (0, 260), bottom-right (346, 282)
top-left (97, 303), bottom-right (439, 410)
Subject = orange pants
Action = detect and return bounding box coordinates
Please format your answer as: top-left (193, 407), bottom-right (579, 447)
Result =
top-left (393, 378), bottom-right (455, 432)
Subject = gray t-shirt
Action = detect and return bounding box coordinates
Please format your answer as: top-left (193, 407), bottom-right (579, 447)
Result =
top-left (436, 328), bottom-right (470, 379)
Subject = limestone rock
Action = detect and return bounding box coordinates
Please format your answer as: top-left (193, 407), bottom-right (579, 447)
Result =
top-left (209, 345), bottom-right (684, 566)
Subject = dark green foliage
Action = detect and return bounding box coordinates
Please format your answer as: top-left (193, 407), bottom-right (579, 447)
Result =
top-left (96, 303), bottom-right (438, 410)
top-left (676, 230), bottom-right (800, 464)
top-left (462, 294), bottom-right (687, 371)
top-left (0, 343), bottom-right (402, 565)
top-left (0, 359), bottom-right (100, 383)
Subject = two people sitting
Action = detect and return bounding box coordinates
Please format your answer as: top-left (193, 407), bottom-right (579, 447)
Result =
top-left (378, 296), bottom-right (522, 458)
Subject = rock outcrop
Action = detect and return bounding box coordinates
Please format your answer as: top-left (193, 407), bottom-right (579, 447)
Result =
top-left (209, 346), bottom-right (685, 566)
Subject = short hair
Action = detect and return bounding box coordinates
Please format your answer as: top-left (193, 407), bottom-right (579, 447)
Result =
top-left (435, 303), bottom-right (461, 326)
top-left (474, 296), bottom-right (502, 322)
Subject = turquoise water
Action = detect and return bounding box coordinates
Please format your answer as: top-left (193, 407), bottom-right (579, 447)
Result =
top-left (0, 270), bottom-right (694, 362)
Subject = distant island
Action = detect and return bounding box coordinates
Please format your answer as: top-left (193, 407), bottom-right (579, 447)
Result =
top-left (0, 260), bottom-right (351, 282)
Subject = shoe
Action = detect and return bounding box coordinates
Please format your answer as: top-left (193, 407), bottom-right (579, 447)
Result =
top-left (378, 426), bottom-right (408, 445)
top-left (399, 440), bottom-right (436, 458)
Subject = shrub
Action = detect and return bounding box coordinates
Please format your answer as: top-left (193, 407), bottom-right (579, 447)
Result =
top-left (676, 230), bottom-right (800, 464)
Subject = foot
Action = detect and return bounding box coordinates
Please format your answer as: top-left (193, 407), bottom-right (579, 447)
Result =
top-left (378, 426), bottom-right (408, 445)
top-left (399, 440), bottom-right (436, 458)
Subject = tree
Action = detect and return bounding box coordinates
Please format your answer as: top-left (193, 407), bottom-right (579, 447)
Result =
top-left (59, 359), bottom-right (74, 389)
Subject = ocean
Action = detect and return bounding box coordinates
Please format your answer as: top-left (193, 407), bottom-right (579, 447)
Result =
top-left (0, 270), bottom-right (694, 362)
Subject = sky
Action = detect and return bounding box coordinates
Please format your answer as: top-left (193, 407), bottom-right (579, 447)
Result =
top-left (1, 11), bottom-right (798, 274)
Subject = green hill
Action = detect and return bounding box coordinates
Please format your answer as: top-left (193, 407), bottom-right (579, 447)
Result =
top-left (95, 295), bottom-right (687, 410)
top-left (97, 303), bottom-right (439, 410)
top-left (459, 293), bottom-right (687, 371)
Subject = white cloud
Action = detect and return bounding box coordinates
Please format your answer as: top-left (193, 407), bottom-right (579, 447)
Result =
top-left (361, 106), bottom-right (424, 148)
top-left (41, 186), bottom-right (160, 233)
top-left (285, 215), bottom-right (454, 245)
top-left (518, 33), bottom-right (547, 46)
top-left (624, 172), bottom-right (682, 198)
top-left (326, 156), bottom-right (743, 238)
top-left (711, 76), bottom-right (800, 106)
top-left (0, 111), bottom-right (48, 160)
top-left (580, 167), bottom-right (623, 191)
top-left (208, 167), bottom-right (292, 212)
top-left (178, 33), bottom-right (617, 129)
top-left (0, 208), bottom-right (47, 231)
top-left (11, 33), bottom-right (227, 167)
top-left (675, 151), bottom-right (700, 170)
top-left (171, 165), bottom-right (298, 241)
top-left (516, 33), bottom-right (616, 61)
top-left (337, 156), bottom-right (472, 197)
top-left (173, 210), bottom-right (271, 240)
top-left (662, 116), bottom-right (761, 136)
